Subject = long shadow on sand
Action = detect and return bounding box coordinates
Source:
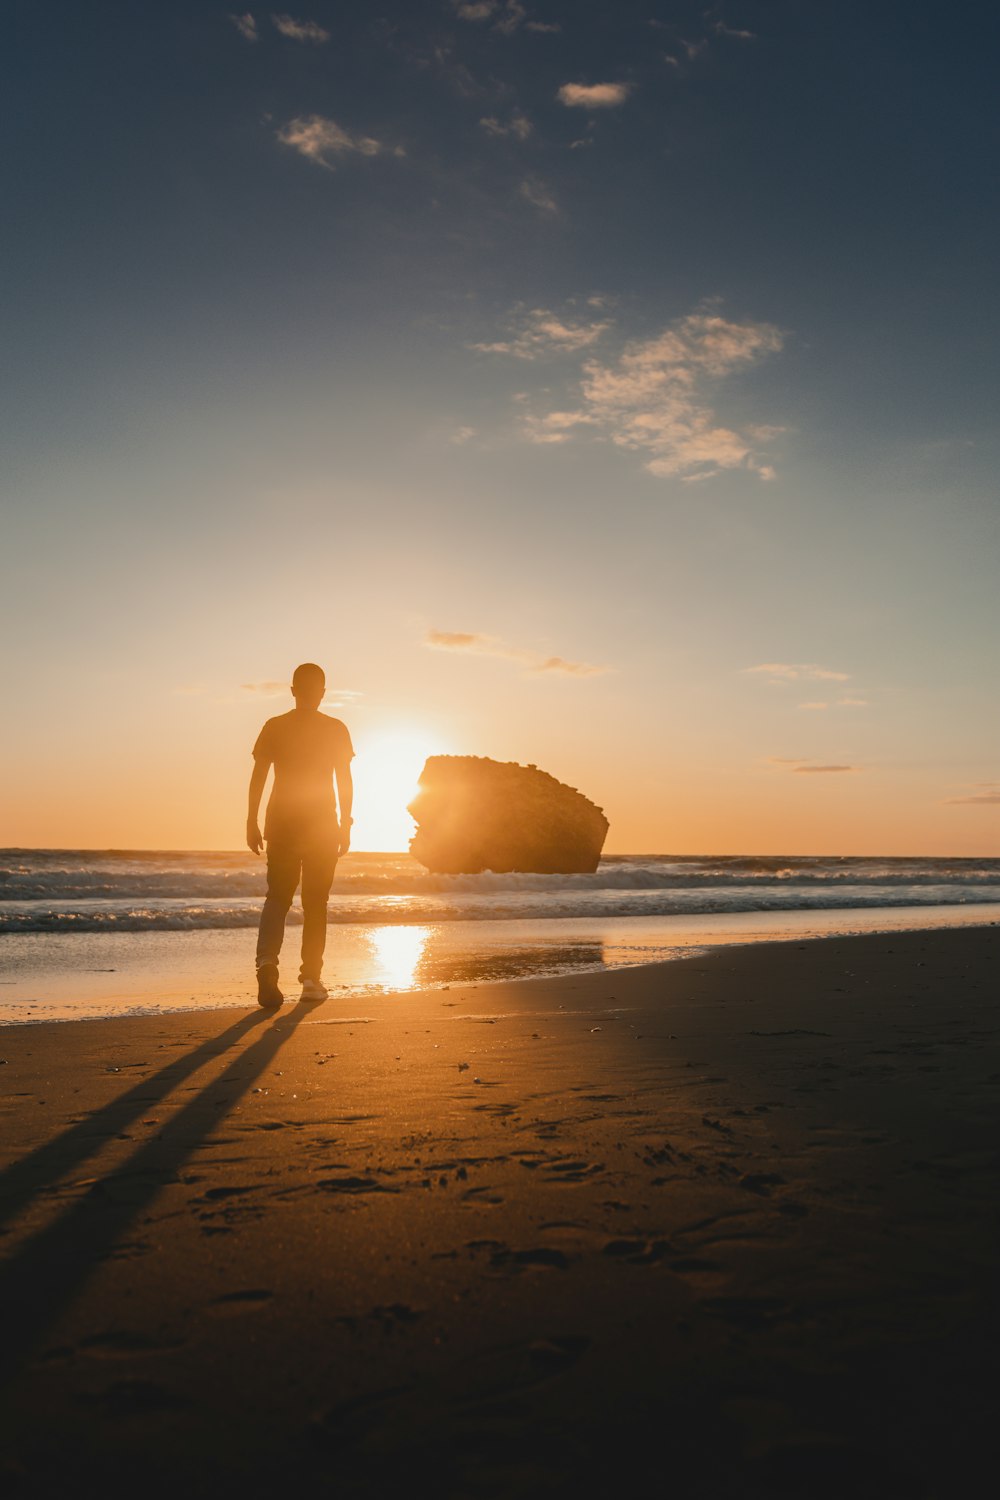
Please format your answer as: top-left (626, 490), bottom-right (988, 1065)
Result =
top-left (0, 1004), bottom-right (308, 1384)
top-left (0, 1010), bottom-right (264, 1233)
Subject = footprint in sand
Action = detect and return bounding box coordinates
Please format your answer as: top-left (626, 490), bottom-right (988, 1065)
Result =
top-left (206, 1289), bottom-right (275, 1316)
top-left (489, 1246), bottom-right (571, 1272)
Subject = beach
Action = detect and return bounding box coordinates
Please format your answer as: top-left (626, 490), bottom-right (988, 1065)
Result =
top-left (1, 924), bottom-right (997, 1497)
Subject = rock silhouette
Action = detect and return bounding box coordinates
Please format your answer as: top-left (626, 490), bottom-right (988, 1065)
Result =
top-left (408, 756), bottom-right (609, 874)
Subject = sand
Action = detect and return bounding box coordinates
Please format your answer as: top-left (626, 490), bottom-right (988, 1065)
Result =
top-left (1, 926), bottom-right (997, 1498)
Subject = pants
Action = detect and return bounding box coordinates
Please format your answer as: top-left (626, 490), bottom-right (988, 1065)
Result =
top-left (256, 842), bottom-right (338, 981)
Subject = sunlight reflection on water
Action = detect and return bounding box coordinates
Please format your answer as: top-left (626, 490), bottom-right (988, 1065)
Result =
top-left (368, 925), bottom-right (430, 990)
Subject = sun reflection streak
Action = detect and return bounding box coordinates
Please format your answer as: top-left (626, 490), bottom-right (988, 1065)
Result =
top-left (368, 926), bottom-right (430, 990)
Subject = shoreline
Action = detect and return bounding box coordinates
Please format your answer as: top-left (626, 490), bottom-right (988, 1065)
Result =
top-left (1, 924), bottom-right (998, 1494)
top-left (1, 900), bottom-right (997, 1027)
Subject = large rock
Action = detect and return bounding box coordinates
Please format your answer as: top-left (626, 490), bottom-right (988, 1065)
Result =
top-left (408, 755), bottom-right (609, 874)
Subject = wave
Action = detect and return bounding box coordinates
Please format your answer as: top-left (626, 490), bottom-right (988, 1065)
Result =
top-left (4, 862), bottom-right (1000, 903)
top-left (2, 851), bottom-right (998, 936)
top-left (3, 884), bottom-right (1000, 934)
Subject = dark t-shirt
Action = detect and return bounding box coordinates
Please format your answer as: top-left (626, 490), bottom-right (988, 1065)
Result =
top-left (253, 711), bottom-right (354, 847)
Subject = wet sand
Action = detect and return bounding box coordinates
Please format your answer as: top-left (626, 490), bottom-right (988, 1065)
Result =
top-left (1, 926), bottom-right (997, 1497)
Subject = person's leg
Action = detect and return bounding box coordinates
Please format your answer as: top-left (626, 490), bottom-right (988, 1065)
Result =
top-left (256, 845), bottom-right (301, 973)
top-left (299, 845), bottom-right (338, 982)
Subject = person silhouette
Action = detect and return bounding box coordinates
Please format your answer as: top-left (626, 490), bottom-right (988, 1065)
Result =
top-left (246, 663), bottom-right (354, 1007)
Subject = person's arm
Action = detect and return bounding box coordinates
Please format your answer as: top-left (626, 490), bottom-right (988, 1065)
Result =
top-left (247, 759), bottom-right (269, 855)
top-left (336, 762), bottom-right (353, 857)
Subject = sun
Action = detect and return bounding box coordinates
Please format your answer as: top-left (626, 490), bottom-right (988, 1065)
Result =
top-left (350, 728), bottom-right (449, 853)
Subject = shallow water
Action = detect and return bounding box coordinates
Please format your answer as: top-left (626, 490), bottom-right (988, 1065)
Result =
top-left (1, 902), bottom-right (996, 1025)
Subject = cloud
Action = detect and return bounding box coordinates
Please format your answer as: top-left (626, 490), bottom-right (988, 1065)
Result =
top-left (946, 781), bottom-right (1000, 805)
top-left (426, 629), bottom-right (607, 678)
top-left (541, 310), bottom-right (782, 479)
top-left (798, 696), bottom-right (868, 710)
top-left (534, 656), bottom-right (605, 677)
top-left (452, 0), bottom-right (531, 31)
top-left (240, 681), bottom-right (363, 701)
top-left (768, 758), bottom-right (858, 774)
top-left (277, 115), bottom-right (384, 168)
top-left (427, 631), bottom-right (489, 651)
top-left (792, 764), bottom-right (857, 774)
top-left (526, 20), bottom-right (560, 33)
top-left (471, 305), bottom-right (609, 359)
top-left (230, 12), bottom-right (258, 41)
top-left (557, 82), bottom-right (632, 108)
top-left (746, 663), bottom-right (850, 684)
top-left (271, 13), bottom-right (330, 43)
top-left (712, 19), bottom-right (756, 40)
top-left (480, 111), bottom-right (532, 140)
top-left (474, 302), bottom-right (784, 481)
top-left (494, 0), bottom-right (527, 33)
top-left (450, 425), bottom-right (476, 444)
top-left (523, 408), bottom-right (593, 443)
top-left (519, 175), bottom-right (558, 214)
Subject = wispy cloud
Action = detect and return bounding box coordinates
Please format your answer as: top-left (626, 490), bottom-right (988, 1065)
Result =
top-left (557, 82), bottom-right (632, 108)
top-left (792, 763), bottom-right (857, 774)
top-left (946, 780), bottom-right (1000, 805)
top-left (534, 656), bottom-right (603, 676)
top-left (798, 696), bottom-right (868, 710)
top-left (746, 663), bottom-right (850, 685)
top-left (712, 19), bottom-right (756, 41)
top-left (471, 304), bottom-right (610, 359)
top-left (518, 175), bottom-right (558, 214)
top-left (277, 115), bottom-right (387, 169)
top-left (426, 629), bottom-right (607, 677)
top-left (452, 0), bottom-right (533, 32)
top-left (450, 425), bottom-right (476, 444)
top-left (662, 15), bottom-right (755, 67)
top-left (768, 758), bottom-right (858, 774)
top-left (271, 13), bottom-right (330, 43)
top-left (240, 681), bottom-right (363, 703)
top-left (480, 110), bottom-right (533, 140)
top-left (498, 306), bottom-right (784, 481)
top-left (494, 0), bottom-right (527, 33)
top-left (230, 12), bottom-right (258, 41)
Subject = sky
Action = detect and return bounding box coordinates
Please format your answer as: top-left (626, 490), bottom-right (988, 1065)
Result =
top-left (2, 0), bottom-right (999, 854)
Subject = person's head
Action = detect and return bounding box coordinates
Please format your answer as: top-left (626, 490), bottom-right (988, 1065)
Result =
top-left (291, 662), bottom-right (325, 710)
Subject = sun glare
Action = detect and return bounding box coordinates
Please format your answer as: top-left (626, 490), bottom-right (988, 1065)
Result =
top-left (367, 925), bottom-right (431, 989)
top-left (351, 729), bottom-right (448, 852)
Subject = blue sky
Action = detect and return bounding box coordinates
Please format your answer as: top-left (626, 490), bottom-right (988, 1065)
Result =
top-left (2, 0), bottom-right (999, 851)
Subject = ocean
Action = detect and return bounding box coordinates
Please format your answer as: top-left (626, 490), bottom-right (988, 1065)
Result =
top-left (1, 850), bottom-right (997, 1023)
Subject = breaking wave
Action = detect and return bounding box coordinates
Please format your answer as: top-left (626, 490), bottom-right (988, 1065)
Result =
top-left (2, 850), bottom-right (999, 934)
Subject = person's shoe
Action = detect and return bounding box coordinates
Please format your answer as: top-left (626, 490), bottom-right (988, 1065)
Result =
top-left (299, 978), bottom-right (328, 1002)
top-left (256, 965), bottom-right (283, 1008)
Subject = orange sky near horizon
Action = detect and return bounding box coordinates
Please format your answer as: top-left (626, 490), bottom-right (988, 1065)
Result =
top-left (2, 646), bottom-right (997, 857)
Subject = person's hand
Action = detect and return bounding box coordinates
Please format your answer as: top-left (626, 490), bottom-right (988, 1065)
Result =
top-left (338, 823), bottom-right (352, 858)
top-left (247, 820), bottom-right (264, 855)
